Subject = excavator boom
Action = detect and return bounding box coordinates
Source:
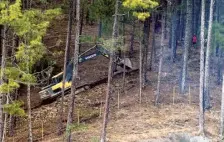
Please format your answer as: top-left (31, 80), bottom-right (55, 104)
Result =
top-left (39, 45), bottom-right (133, 100)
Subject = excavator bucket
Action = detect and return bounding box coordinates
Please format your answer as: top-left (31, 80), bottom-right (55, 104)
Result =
top-left (120, 58), bottom-right (133, 69)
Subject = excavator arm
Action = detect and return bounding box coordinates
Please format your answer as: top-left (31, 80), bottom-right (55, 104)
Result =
top-left (39, 45), bottom-right (133, 100)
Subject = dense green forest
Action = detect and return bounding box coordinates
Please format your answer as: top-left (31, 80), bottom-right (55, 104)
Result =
top-left (0, 0), bottom-right (224, 141)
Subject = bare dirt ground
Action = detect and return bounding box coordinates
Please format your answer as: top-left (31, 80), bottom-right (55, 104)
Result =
top-left (37, 74), bottom-right (221, 142)
top-left (7, 14), bottom-right (223, 142)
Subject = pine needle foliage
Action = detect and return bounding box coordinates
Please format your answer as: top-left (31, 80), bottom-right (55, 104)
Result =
top-left (123, 0), bottom-right (159, 21)
top-left (0, 0), bottom-right (61, 116)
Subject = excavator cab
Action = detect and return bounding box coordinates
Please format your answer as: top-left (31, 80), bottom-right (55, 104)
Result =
top-left (39, 62), bottom-right (74, 100)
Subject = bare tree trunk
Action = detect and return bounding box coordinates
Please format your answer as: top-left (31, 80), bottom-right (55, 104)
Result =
top-left (66, 0), bottom-right (80, 141)
top-left (171, 5), bottom-right (178, 63)
top-left (149, 13), bottom-right (156, 71)
top-left (139, 37), bottom-right (143, 104)
top-left (57, 0), bottom-right (74, 136)
top-left (155, 12), bottom-right (165, 105)
top-left (180, 0), bottom-right (186, 44)
top-left (199, 0), bottom-right (205, 135)
top-left (26, 0), bottom-right (29, 9)
top-left (192, 0), bottom-right (197, 35)
top-left (180, 0), bottom-right (192, 94)
top-left (129, 21), bottom-right (135, 57)
top-left (122, 16), bottom-right (126, 93)
top-left (73, 0), bottom-right (76, 19)
top-left (100, 0), bottom-right (119, 141)
top-left (122, 51), bottom-right (126, 93)
top-left (204, 0), bottom-right (214, 110)
top-left (98, 20), bottom-right (102, 38)
top-left (164, 9), bottom-right (168, 39)
top-left (80, 7), bottom-right (84, 36)
top-left (26, 49), bottom-right (33, 142)
top-left (78, 5), bottom-right (84, 52)
top-left (11, 33), bottom-right (16, 61)
top-left (143, 18), bottom-right (150, 86)
top-left (8, 98), bottom-right (15, 137)
top-left (100, 52), bottom-right (114, 142)
top-left (9, 89), bottom-right (17, 137)
top-left (27, 83), bottom-right (32, 142)
top-left (0, 26), bottom-right (6, 142)
top-left (8, 114), bottom-right (13, 136)
top-left (139, 20), bottom-right (143, 104)
top-left (221, 74), bottom-right (224, 140)
top-left (2, 94), bottom-right (8, 142)
top-left (217, 48), bottom-right (223, 85)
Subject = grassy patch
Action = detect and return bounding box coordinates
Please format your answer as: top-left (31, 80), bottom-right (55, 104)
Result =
top-left (91, 136), bottom-right (100, 142)
top-left (69, 123), bottom-right (88, 132)
top-left (75, 107), bottom-right (100, 122)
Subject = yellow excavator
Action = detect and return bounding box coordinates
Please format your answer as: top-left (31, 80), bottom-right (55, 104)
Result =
top-left (39, 45), bottom-right (134, 101)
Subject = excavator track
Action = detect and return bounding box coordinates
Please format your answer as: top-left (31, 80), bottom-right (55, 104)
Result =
top-left (40, 68), bottom-right (138, 107)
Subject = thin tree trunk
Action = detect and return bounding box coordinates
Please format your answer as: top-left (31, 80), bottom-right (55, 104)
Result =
top-left (217, 48), bottom-right (222, 85)
top-left (180, 0), bottom-right (192, 94)
top-left (164, 9), bottom-right (168, 39)
top-left (129, 21), bottom-right (135, 57)
top-left (78, 4), bottom-right (84, 53)
top-left (176, 0), bottom-right (181, 42)
top-left (27, 82), bottom-right (32, 142)
top-left (80, 7), bottom-right (84, 36)
top-left (192, 0), bottom-right (197, 35)
top-left (143, 18), bottom-right (150, 86)
top-left (149, 13), bottom-right (156, 71)
top-left (22, 0), bottom-right (25, 9)
top-left (171, 7), bottom-right (178, 63)
top-left (2, 94), bottom-right (8, 142)
top-left (122, 51), bottom-right (126, 93)
top-left (0, 26), bottom-right (6, 142)
top-left (122, 16), bottom-right (126, 93)
top-left (204, 0), bottom-right (214, 110)
top-left (9, 89), bottom-right (17, 137)
top-left (73, 0), bottom-right (76, 18)
top-left (57, 0), bottom-right (74, 136)
top-left (8, 96), bottom-right (15, 137)
top-left (180, 0), bottom-right (186, 40)
top-left (11, 33), bottom-right (16, 61)
top-left (26, 0), bottom-right (29, 9)
top-left (155, 12), bottom-right (165, 105)
top-left (66, 0), bottom-right (80, 141)
top-left (169, 21), bottom-right (172, 49)
top-left (8, 114), bottom-right (13, 136)
top-left (195, 0), bottom-right (202, 38)
top-left (100, 0), bottom-right (119, 141)
top-left (26, 44), bottom-right (33, 142)
top-left (100, 52), bottom-right (114, 142)
top-left (216, 2), bottom-right (222, 85)
top-left (139, 37), bottom-right (143, 104)
top-left (167, 1), bottom-right (172, 40)
top-left (212, 5), bottom-right (219, 78)
top-left (221, 74), bottom-right (224, 139)
top-left (98, 20), bottom-right (102, 38)
top-left (199, 0), bottom-right (205, 135)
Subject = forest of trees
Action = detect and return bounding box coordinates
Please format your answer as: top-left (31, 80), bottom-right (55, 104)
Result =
top-left (0, 0), bottom-right (224, 141)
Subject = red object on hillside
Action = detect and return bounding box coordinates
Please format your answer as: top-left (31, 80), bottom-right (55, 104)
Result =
top-left (192, 35), bottom-right (197, 43)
